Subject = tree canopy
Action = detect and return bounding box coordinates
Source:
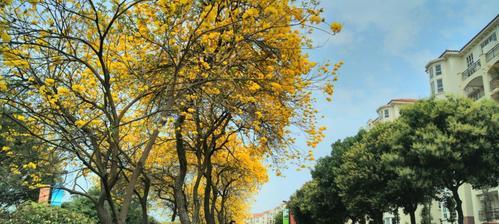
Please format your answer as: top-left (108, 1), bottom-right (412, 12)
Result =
top-left (0, 108), bottom-right (63, 211)
top-left (0, 0), bottom-right (342, 223)
top-left (287, 97), bottom-right (499, 224)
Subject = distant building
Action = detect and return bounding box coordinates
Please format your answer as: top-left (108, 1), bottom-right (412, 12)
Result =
top-left (247, 204), bottom-right (285, 224)
top-left (366, 98), bottom-right (417, 128)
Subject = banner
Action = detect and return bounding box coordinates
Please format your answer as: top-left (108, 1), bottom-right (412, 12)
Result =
top-left (38, 187), bottom-right (50, 203)
top-left (50, 186), bottom-right (64, 206)
top-left (283, 208), bottom-right (289, 224)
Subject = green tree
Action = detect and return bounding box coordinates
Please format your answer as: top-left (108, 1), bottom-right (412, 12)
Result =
top-left (398, 97), bottom-right (499, 224)
top-left (0, 108), bottom-right (62, 211)
top-left (335, 123), bottom-right (400, 224)
top-left (392, 209), bottom-right (400, 224)
top-left (384, 120), bottom-right (436, 224)
top-left (3, 202), bottom-right (96, 224)
top-left (288, 181), bottom-right (319, 224)
top-left (62, 188), bottom-right (159, 224)
top-left (311, 132), bottom-right (366, 223)
top-left (288, 131), bottom-right (366, 224)
top-left (442, 193), bottom-right (457, 224)
top-left (420, 201), bottom-right (432, 224)
top-left (273, 210), bottom-right (283, 224)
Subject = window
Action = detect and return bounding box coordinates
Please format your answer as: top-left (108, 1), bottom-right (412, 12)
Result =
top-left (428, 66), bottom-right (434, 79)
top-left (481, 32), bottom-right (497, 48)
top-left (435, 64), bottom-right (442, 75)
top-left (430, 81), bottom-right (435, 95)
top-left (436, 79), bottom-right (444, 93)
top-left (466, 54), bottom-right (474, 67)
top-left (384, 109), bottom-right (389, 118)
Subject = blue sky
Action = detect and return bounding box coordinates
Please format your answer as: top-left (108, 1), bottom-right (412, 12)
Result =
top-left (251, 0), bottom-right (499, 213)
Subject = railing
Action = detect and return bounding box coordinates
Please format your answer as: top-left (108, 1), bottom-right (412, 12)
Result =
top-left (486, 43), bottom-right (499, 62)
top-left (462, 60), bottom-right (481, 80)
top-left (491, 77), bottom-right (499, 93)
top-left (468, 90), bottom-right (485, 101)
top-left (479, 208), bottom-right (499, 222)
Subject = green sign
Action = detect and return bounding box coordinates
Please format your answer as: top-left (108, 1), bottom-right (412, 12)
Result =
top-left (283, 208), bottom-right (289, 224)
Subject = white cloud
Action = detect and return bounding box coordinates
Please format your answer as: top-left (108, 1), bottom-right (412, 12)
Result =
top-left (323, 0), bottom-right (428, 54)
top-left (318, 0), bottom-right (444, 72)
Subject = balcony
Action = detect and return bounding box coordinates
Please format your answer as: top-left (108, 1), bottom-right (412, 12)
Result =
top-left (491, 77), bottom-right (499, 92)
top-left (491, 77), bottom-right (499, 101)
top-left (469, 90), bottom-right (485, 101)
top-left (486, 43), bottom-right (499, 62)
top-left (479, 208), bottom-right (499, 222)
top-left (464, 76), bottom-right (485, 101)
top-left (462, 60), bottom-right (481, 80)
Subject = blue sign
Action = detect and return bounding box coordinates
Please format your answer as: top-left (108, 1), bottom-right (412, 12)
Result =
top-left (50, 187), bottom-right (64, 206)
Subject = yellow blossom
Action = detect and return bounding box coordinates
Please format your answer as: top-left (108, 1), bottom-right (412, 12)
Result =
top-left (0, 77), bottom-right (7, 91)
top-left (1, 31), bottom-right (11, 42)
top-left (57, 86), bottom-right (70, 95)
top-left (310, 15), bottom-right (322, 24)
top-left (14, 114), bottom-right (25, 121)
top-left (330, 22), bottom-right (342, 33)
top-left (72, 84), bottom-right (85, 93)
top-left (23, 162), bottom-right (37, 169)
top-left (45, 78), bottom-right (55, 86)
top-left (75, 120), bottom-right (86, 128)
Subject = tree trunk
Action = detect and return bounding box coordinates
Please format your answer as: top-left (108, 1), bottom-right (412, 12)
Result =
top-left (451, 187), bottom-right (464, 224)
top-left (171, 203), bottom-right (177, 222)
top-left (192, 172), bottom-right (203, 224)
top-left (405, 202), bottom-right (417, 224)
top-left (95, 200), bottom-right (113, 224)
top-left (174, 116), bottom-right (191, 224)
top-left (204, 162), bottom-right (216, 224)
top-left (210, 184), bottom-right (217, 223)
top-left (140, 179), bottom-right (150, 224)
top-left (372, 211), bottom-right (384, 224)
top-left (117, 128), bottom-right (161, 224)
top-left (140, 200), bottom-right (148, 224)
top-left (350, 217), bottom-right (357, 224)
top-left (218, 197), bottom-right (227, 224)
top-left (409, 210), bottom-right (416, 224)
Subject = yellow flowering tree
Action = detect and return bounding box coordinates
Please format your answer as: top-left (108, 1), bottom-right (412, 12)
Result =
top-left (0, 0), bottom-right (341, 223)
top-left (0, 108), bottom-right (63, 210)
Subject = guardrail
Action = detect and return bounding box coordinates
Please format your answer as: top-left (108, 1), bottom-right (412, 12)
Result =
top-left (486, 43), bottom-right (499, 62)
top-left (469, 91), bottom-right (485, 101)
top-left (479, 207), bottom-right (499, 222)
top-left (462, 60), bottom-right (481, 80)
top-left (491, 77), bottom-right (499, 93)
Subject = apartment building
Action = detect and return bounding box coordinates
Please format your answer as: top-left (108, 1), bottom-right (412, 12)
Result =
top-left (424, 14), bottom-right (499, 224)
top-left (367, 98), bottom-right (417, 128)
top-left (246, 204), bottom-right (285, 224)
top-left (365, 99), bottom-right (445, 224)
top-left (372, 15), bottom-right (499, 224)
top-left (425, 15), bottom-right (499, 103)
top-left (367, 98), bottom-right (473, 224)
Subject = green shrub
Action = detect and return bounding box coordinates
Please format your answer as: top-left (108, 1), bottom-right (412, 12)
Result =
top-left (5, 202), bottom-right (97, 224)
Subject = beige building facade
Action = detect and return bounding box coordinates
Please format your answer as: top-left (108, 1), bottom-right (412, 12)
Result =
top-left (423, 13), bottom-right (499, 224)
top-left (247, 204), bottom-right (285, 224)
top-left (425, 15), bottom-right (499, 103)
top-left (367, 98), bottom-right (418, 128)
top-left (375, 14), bottom-right (499, 224)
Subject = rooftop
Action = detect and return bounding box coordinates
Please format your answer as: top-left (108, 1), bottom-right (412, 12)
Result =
top-left (426, 14), bottom-right (499, 68)
top-left (376, 98), bottom-right (417, 112)
top-left (389, 98), bottom-right (418, 103)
